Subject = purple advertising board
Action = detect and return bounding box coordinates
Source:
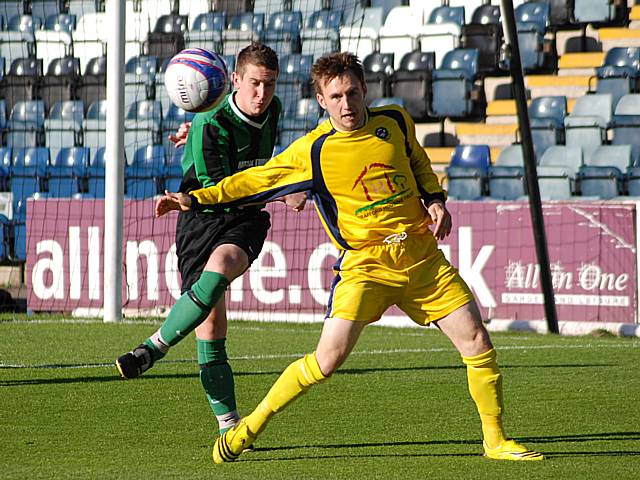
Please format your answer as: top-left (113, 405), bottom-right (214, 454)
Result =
top-left (26, 199), bottom-right (638, 324)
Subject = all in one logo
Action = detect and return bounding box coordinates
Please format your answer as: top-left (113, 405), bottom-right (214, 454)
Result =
top-left (375, 127), bottom-right (389, 140)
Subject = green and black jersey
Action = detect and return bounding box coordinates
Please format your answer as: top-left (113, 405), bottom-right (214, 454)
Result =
top-left (180, 92), bottom-right (282, 194)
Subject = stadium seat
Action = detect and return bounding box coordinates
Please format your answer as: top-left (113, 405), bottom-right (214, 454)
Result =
top-left (279, 98), bottom-right (321, 148)
top-left (564, 93), bottom-right (613, 161)
top-left (44, 100), bottom-right (84, 162)
top-left (488, 165), bottom-right (527, 200)
top-left (390, 51), bottom-right (435, 121)
top-left (34, 24), bottom-right (73, 74)
top-left (38, 56), bottom-right (81, 112)
top-left (363, 52), bottom-right (395, 103)
top-left (0, 16), bottom-right (37, 67)
top-left (515, 1), bottom-right (551, 72)
top-left (292, 0), bottom-right (325, 25)
top-left (611, 93), bottom-right (640, 163)
top-left (164, 147), bottom-right (184, 192)
top-left (577, 144), bottom-right (632, 198)
top-left (73, 12), bottom-right (107, 72)
top-left (44, 13), bottom-right (76, 33)
top-left (86, 147), bottom-right (105, 197)
top-left (0, 100), bottom-right (6, 132)
top-left (595, 47), bottom-right (640, 110)
top-left (76, 56), bottom-right (107, 107)
top-left (450, 145), bottom-right (491, 171)
top-left (264, 10), bottom-right (303, 58)
top-left (125, 145), bottom-right (166, 198)
top-left (369, 97), bottom-right (405, 108)
top-left (529, 96), bottom-right (567, 160)
top-left (340, 7), bottom-right (383, 63)
top-left (573, 0), bottom-right (616, 24)
top-left (124, 56), bottom-right (159, 112)
top-left (48, 146), bottom-right (89, 197)
top-left (145, 14), bottom-right (188, 63)
top-left (417, 8), bottom-right (462, 70)
top-left (83, 100), bottom-right (107, 150)
top-left (431, 48), bottom-right (485, 119)
top-left (0, 2), bottom-right (24, 26)
top-left (461, 4), bottom-right (503, 76)
top-left (162, 104), bottom-right (195, 153)
top-left (5, 100), bottom-right (46, 148)
top-left (11, 147), bottom-right (49, 224)
top-left (185, 12), bottom-right (226, 53)
top-left (68, 0), bottom-right (98, 18)
top-left (446, 165), bottom-right (486, 200)
top-left (0, 213), bottom-right (9, 261)
top-left (123, 100), bottom-right (163, 164)
top-left (379, 7), bottom-right (424, 70)
top-left (538, 145), bottom-right (583, 196)
top-left (31, 1), bottom-right (63, 21)
top-left (0, 147), bottom-right (11, 191)
top-left (301, 9), bottom-right (341, 58)
top-left (277, 54), bottom-right (314, 114)
top-left (627, 166), bottom-right (640, 196)
top-left (0, 57), bottom-right (42, 116)
top-left (222, 13), bottom-right (265, 56)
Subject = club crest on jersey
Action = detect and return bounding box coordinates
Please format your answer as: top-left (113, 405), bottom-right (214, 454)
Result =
top-left (375, 127), bottom-right (389, 140)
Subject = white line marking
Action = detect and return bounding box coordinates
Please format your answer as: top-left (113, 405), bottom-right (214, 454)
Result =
top-left (1, 343), bottom-right (637, 370)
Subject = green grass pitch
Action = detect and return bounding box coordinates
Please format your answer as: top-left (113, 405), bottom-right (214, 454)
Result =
top-left (1, 316), bottom-right (639, 479)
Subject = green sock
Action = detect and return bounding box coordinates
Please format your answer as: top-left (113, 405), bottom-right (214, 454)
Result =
top-left (157, 271), bottom-right (229, 347)
top-left (198, 338), bottom-right (240, 434)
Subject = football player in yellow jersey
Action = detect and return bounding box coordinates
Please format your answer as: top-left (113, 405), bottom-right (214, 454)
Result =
top-left (156, 52), bottom-right (544, 463)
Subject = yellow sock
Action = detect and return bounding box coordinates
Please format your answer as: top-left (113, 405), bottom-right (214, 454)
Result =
top-left (245, 352), bottom-right (327, 434)
top-left (462, 348), bottom-right (506, 449)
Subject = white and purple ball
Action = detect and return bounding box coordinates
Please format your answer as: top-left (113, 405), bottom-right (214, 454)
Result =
top-left (164, 48), bottom-right (228, 113)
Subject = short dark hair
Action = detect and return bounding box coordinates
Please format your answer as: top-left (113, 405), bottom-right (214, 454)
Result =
top-left (311, 52), bottom-right (365, 95)
top-left (236, 42), bottom-right (279, 77)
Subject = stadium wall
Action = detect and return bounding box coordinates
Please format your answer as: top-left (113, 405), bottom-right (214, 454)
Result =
top-left (26, 198), bottom-right (640, 336)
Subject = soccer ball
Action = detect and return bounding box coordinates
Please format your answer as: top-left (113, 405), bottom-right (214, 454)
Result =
top-left (164, 48), bottom-right (228, 113)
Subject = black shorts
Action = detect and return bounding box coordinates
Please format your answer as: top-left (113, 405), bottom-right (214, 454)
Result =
top-left (175, 207), bottom-right (271, 293)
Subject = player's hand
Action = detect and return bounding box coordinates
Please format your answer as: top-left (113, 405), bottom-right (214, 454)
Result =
top-left (282, 192), bottom-right (307, 212)
top-left (427, 200), bottom-right (452, 241)
top-left (155, 191), bottom-right (192, 217)
top-left (167, 122), bottom-right (192, 148)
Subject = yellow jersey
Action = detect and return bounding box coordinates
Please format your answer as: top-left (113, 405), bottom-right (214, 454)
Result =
top-left (191, 105), bottom-right (446, 250)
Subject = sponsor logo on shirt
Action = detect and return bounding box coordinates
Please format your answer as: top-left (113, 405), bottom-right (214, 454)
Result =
top-left (351, 162), bottom-right (412, 218)
top-left (237, 158), bottom-right (269, 170)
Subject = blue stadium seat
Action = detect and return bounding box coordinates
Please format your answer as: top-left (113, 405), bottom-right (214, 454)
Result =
top-left (529, 96), bottom-right (567, 160)
top-left (573, 0), bottom-right (616, 24)
top-left (627, 166), bottom-right (640, 196)
top-left (11, 147), bottom-right (49, 220)
top-left (164, 148), bottom-right (183, 192)
top-left (31, 1), bottom-right (63, 22)
top-left (596, 47), bottom-right (640, 109)
top-left (86, 147), bottom-right (106, 197)
top-left (301, 9), bottom-right (341, 58)
top-left (539, 145), bottom-right (583, 196)
top-left (83, 100), bottom-right (107, 150)
top-left (495, 144), bottom-right (525, 166)
top-left (162, 104), bottom-right (195, 153)
top-left (488, 165), bottom-right (526, 200)
top-left (44, 100), bottom-right (84, 162)
top-left (515, 1), bottom-right (549, 72)
top-left (5, 99), bottom-right (46, 148)
top-left (431, 48), bottom-right (483, 119)
top-left (611, 93), bottom-right (640, 163)
top-left (577, 144), bottom-right (633, 198)
top-left (279, 98), bottom-right (321, 148)
top-left (446, 165), bottom-right (486, 200)
top-left (369, 97), bottom-right (405, 108)
top-left (125, 144), bottom-right (166, 198)
top-left (0, 147), bottom-right (11, 191)
top-left (277, 54), bottom-right (314, 113)
top-left (123, 100), bottom-right (162, 164)
top-left (564, 93), bottom-right (613, 161)
top-left (264, 11), bottom-right (303, 58)
top-left (185, 12), bottom-right (226, 53)
top-left (222, 13), bottom-right (265, 57)
top-left (44, 13), bottom-right (76, 33)
top-left (48, 146), bottom-right (89, 197)
top-left (0, 213), bottom-right (9, 261)
top-left (450, 145), bottom-right (491, 171)
top-left (124, 55), bottom-right (158, 111)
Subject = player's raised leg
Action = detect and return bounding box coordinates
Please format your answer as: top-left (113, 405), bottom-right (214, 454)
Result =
top-left (116, 244), bottom-right (248, 379)
top-left (435, 301), bottom-right (543, 461)
top-left (212, 317), bottom-right (366, 463)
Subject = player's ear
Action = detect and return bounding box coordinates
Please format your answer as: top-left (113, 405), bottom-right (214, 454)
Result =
top-left (316, 92), bottom-right (327, 110)
top-left (231, 71), bottom-right (240, 89)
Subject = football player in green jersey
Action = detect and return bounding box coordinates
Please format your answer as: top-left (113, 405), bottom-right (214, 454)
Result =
top-left (116, 43), bottom-right (306, 440)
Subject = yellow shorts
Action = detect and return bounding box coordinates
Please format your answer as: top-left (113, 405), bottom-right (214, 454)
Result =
top-left (326, 232), bottom-right (474, 325)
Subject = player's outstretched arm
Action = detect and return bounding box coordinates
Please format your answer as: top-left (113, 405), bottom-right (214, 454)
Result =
top-left (155, 191), bottom-right (192, 217)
